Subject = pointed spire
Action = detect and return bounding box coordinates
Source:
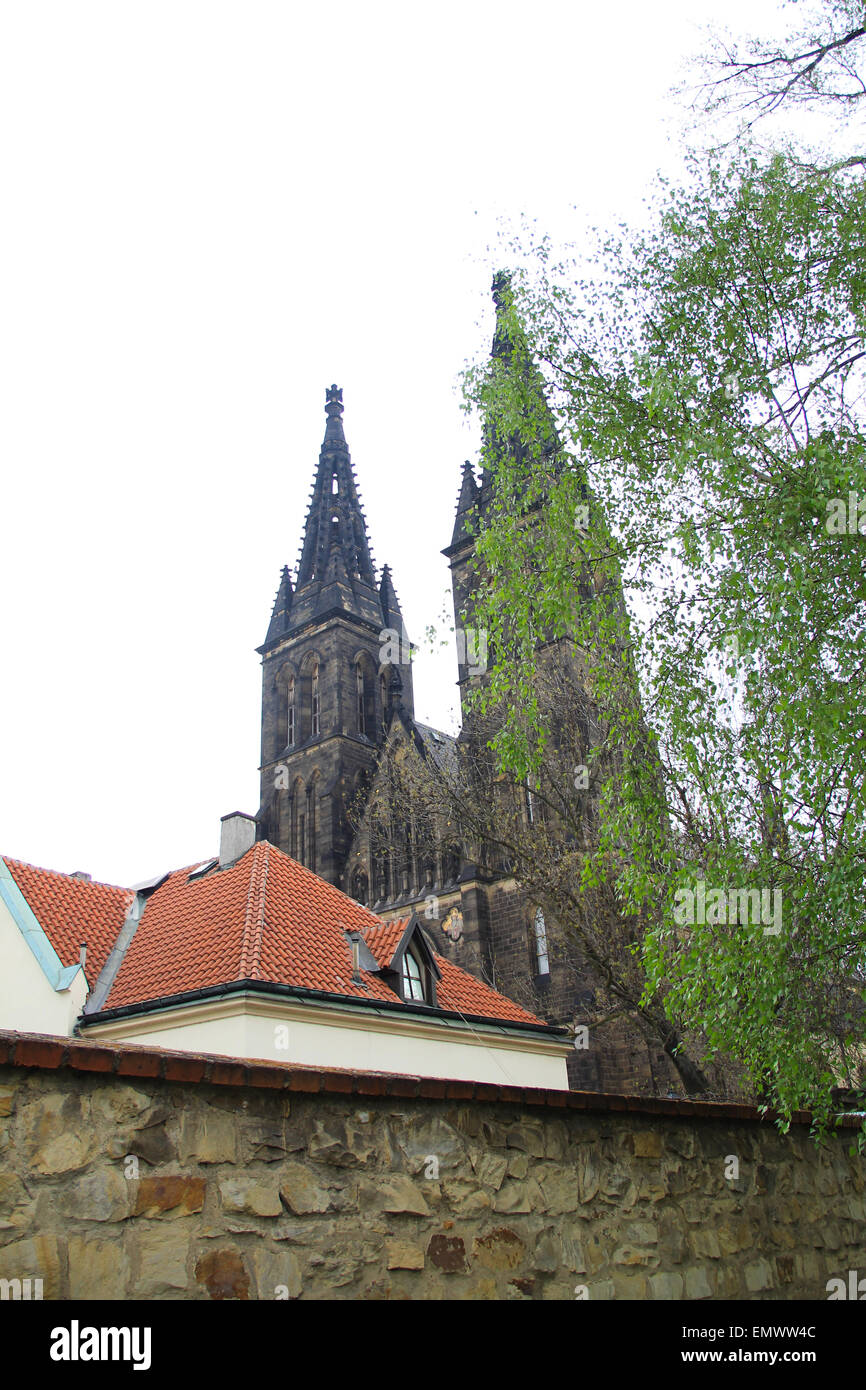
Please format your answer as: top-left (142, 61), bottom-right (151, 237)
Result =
top-left (481, 271), bottom-right (561, 497)
top-left (379, 564), bottom-right (415, 720)
top-left (277, 386), bottom-right (385, 634)
top-left (491, 270), bottom-right (518, 362)
top-left (450, 459), bottom-right (480, 545)
top-left (379, 564), bottom-right (409, 638)
top-left (323, 383), bottom-right (347, 448)
top-left (264, 565), bottom-right (293, 643)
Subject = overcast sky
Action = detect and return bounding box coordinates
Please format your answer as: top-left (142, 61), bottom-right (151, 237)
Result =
top-left (0, 0), bottom-right (791, 886)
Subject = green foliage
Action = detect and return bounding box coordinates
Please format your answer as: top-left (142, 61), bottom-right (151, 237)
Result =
top-left (461, 19), bottom-right (866, 1132)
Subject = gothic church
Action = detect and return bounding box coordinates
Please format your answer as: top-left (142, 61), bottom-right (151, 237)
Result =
top-left (255, 284), bottom-right (670, 1093)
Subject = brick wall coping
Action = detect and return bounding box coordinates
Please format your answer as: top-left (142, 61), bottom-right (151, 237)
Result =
top-left (0, 1029), bottom-right (858, 1128)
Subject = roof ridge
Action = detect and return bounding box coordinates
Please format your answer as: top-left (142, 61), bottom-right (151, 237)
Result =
top-left (2, 856), bottom-right (133, 896)
top-left (239, 843), bottom-right (269, 981)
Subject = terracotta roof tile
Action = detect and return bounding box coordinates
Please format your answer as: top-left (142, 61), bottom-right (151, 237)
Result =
top-left (363, 915), bottom-right (409, 969)
top-left (2, 858), bottom-right (134, 985)
top-left (101, 842), bottom-right (546, 1028)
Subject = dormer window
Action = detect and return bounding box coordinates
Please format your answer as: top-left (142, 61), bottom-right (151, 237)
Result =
top-left (402, 946), bottom-right (426, 1003)
top-left (387, 914), bottom-right (440, 1007)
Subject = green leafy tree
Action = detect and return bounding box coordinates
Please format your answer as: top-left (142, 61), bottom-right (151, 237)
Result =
top-left (461, 2), bottom-right (866, 1133)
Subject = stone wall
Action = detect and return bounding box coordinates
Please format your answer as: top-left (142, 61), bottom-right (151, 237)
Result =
top-left (0, 1031), bottom-right (863, 1301)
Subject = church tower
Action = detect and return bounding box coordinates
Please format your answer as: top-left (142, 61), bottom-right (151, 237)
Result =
top-left (256, 385), bottom-right (414, 889)
top-left (444, 271), bottom-right (563, 710)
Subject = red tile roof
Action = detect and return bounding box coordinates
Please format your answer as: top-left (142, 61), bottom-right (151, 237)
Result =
top-left (3, 858), bottom-right (134, 985)
top-left (100, 842), bottom-right (545, 1027)
top-left (364, 916), bottom-right (409, 969)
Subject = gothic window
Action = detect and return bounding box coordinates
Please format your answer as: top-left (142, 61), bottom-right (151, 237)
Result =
top-left (533, 907), bottom-right (550, 975)
top-left (287, 677), bottom-right (295, 748)
top-left (351, 867), bottom-right (369, 906)
top-left (374, 839), bottom-right (389, 902)
top-left (401, 947), bottom-right (426, 1003)
top-left (331, 474), bottom-right (338, 494)
top-left (291, 778), bottom-right (304, 863)
top-left (308, 776), bottom-right (318, 874)
top-left (380, 672), bottom-right (387, 725)
top-left (311, 662), bottom-right (320, 738)
top-left (299, 813), bottom-right (306, 867)
top-left (356, 662), bottom-right (366, 736)
top-left (442, 848), bottom-right (460, 885)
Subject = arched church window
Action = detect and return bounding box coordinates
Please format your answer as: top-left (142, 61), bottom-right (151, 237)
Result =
top-left (311, 662), bottom-right (320, 738)
top-left (287, 677), bottom-right (295, 748)
top-left (374, 842), bottom-right (389, 902)
top-left (291, 778), bottom-right (304, 863)
top-left (307, 780), bottom-right (317, 874)
top-left (331, 474), bottom-right (338, 494)
top-left (533, 907), bottom-right (550, 975)
top-left (356, 662), bottom-right (366, 736)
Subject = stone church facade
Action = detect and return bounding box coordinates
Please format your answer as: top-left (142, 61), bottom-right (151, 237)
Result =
top-left (255, 289), bottom-right (675, 1094)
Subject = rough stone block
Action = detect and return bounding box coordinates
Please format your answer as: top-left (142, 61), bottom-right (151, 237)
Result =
top-left (69, 1235), bottom-right (131, 1299)
top-left (133, 1175), bottom-right (206, 1218)
top-left (473, 1227), bottom-right (526, 1272)
top-left (194, 1246), bottom-right (250, 1300)
top-left (387, 1240), bottom-right (425, 1271)
top-left (279, 1162), bottom-right (331, 1215)
top-left (0, 1234), bottom-right (65, 1299)
top-left (219, 1178), bottom-right (282, 1218)
top-left (69, 1168), bottom-right (133, 1223)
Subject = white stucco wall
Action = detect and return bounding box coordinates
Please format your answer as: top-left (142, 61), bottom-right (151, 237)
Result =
top-left (0, 892), bottom-right (86, 1035)
top-left (86, 1002), bottom-right (570, 1089)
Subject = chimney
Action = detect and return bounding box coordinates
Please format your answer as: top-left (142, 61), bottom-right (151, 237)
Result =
top-left (348, 930), bottom-right (362, 983)
top-left (219, 812), bottom-right (257, 867)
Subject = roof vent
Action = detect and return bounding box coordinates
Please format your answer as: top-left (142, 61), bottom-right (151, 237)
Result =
top-left (71, 871), bottom-right (92, 882)
top-left (219, 812), bottom-right (257, 868)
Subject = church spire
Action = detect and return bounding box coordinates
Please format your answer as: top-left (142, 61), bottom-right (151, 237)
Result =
top-left (450, 459), bottom-right (480, 546)
top-left (296, 385), bottom-right (376, 590)
top-left (481, 271), bottom-right (561, 497)
top-left (265, 565), bottom-right (293, 644)
top-left (491, 269), bottom-right (517, 362)
top-left (379, 564), bottom-right (407, 637)
top-left (284, 385), bottom-right (384, 634)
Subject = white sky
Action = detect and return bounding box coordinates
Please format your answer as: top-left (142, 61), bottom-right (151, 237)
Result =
top-left (0, 0), bottom-right (791, 886)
